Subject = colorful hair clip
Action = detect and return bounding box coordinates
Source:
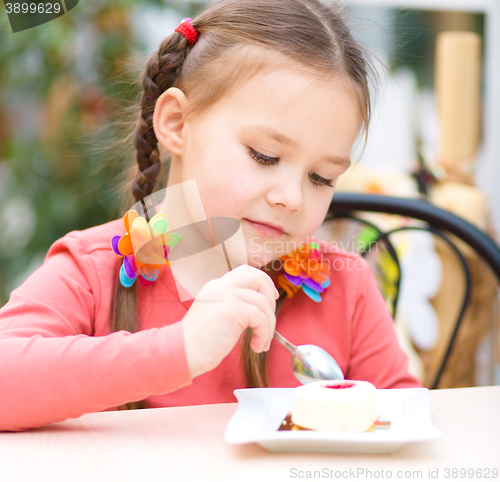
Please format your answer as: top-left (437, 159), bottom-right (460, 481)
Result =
top-left (111, 210), bottom-right (181, 288)
top-left (276, 241), bottom-right (330, 302)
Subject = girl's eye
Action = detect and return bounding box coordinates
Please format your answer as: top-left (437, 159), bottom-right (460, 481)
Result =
top-left (248, 147), bottom-right (334, 188)
top-left (248, 147), bottom-right (279, 165)
top-left (309, 171), bottom-right (334, 188)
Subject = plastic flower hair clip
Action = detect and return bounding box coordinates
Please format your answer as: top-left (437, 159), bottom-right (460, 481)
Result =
top-left (111, 210), bottom-right (181, 288)
top-left (276, 241), bottom-right (331, 302)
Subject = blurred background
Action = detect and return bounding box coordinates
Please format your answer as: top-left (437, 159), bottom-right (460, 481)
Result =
top-left (0, 0), bottom-right (499, 388)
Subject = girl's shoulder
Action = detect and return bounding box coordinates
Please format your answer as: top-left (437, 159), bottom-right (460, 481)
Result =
top-left (41, 219), bottom-right (126, 333)
top-left (55, 218), bottom-right (125, 255)
top-left (2, 219), bottom-right (126, 339)
top-left (43, 218), bottom-right (125, 270)
top-left (43, 218), bottom-right (125, 288)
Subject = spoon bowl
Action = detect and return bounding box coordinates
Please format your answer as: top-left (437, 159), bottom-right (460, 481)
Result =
top-left (273, 331), bottom-right (344, 384)
top-left (292, 344), bottom-right (344, 384)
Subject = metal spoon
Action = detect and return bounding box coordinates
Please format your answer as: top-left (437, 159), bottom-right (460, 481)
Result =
top-left (274, 291), bottom-right (344, 384)
top-left (273, 331), bottom-right (344, 384)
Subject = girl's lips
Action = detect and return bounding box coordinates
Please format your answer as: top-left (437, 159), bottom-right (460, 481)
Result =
top-left (243, 218), bottom-right (286, 238)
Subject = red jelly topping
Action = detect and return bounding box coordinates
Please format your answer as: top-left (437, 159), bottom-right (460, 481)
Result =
top-left (324, 382), bottom-right (355, 389)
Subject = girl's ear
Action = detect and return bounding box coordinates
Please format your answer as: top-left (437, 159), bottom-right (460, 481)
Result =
top-left (152, 87), bottom-right (188, 156)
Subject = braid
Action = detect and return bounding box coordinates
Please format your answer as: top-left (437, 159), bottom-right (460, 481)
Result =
top-left (132, 33), bottom-right (192, 203)
top-left (111, 31), bottom-right (194, 412)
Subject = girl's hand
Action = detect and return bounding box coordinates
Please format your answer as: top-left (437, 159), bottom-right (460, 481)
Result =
top-left (182, 264), bottom-right (279, 379)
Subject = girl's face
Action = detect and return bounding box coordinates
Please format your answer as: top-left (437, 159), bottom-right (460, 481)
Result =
top-left (159, 66), bottom-right (363, 267)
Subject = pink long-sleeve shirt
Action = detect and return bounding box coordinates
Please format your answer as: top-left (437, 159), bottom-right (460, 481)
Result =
top-left (0, 218), bottom-right (420, 431)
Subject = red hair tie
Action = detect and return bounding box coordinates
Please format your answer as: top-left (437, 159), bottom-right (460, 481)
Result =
top-left (175, 17), bottom-right (198, 46)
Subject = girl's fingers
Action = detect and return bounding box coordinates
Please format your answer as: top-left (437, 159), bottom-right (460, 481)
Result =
top-left (245, 303), bottom-right (273, 353)
top-left (225, 265), bottom-right (279, 306)
top-left (233, 287), bottom-right (276, 350)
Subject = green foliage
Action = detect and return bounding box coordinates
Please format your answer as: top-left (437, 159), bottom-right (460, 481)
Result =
top-left (0, 0), bottom-right (179, 305)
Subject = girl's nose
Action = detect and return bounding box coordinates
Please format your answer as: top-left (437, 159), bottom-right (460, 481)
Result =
top-left (265, 177), bottom-right (303, 212)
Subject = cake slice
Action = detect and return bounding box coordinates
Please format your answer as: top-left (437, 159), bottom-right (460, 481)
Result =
top-left (291, 379), bottom-right (378, 432)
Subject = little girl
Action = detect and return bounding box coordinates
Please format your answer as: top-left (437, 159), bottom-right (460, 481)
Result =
top-left (0, 0), bottom-right (420, 432)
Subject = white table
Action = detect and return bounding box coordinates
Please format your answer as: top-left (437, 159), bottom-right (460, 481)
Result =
top-left (0, 386), bottom-right (499, 482)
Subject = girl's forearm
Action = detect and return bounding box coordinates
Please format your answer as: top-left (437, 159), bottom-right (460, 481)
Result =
top-left (0, 323), bottom-right (191, 432)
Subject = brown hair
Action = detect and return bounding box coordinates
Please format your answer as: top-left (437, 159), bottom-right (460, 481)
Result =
top-left (111, 0), bottom-right (378, 410)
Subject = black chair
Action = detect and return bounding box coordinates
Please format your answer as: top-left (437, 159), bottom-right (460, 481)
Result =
top-left (325, 193), bottom-right (500, 389)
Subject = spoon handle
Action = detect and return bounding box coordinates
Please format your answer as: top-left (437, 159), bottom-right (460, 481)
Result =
top-left (273, 330), bottom-right (297, 354)
top-left (273, 289), bottom-right (297, 353)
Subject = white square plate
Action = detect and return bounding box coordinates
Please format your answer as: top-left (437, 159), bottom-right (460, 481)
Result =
top-left (224, 387), bottom-right (442, 453)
